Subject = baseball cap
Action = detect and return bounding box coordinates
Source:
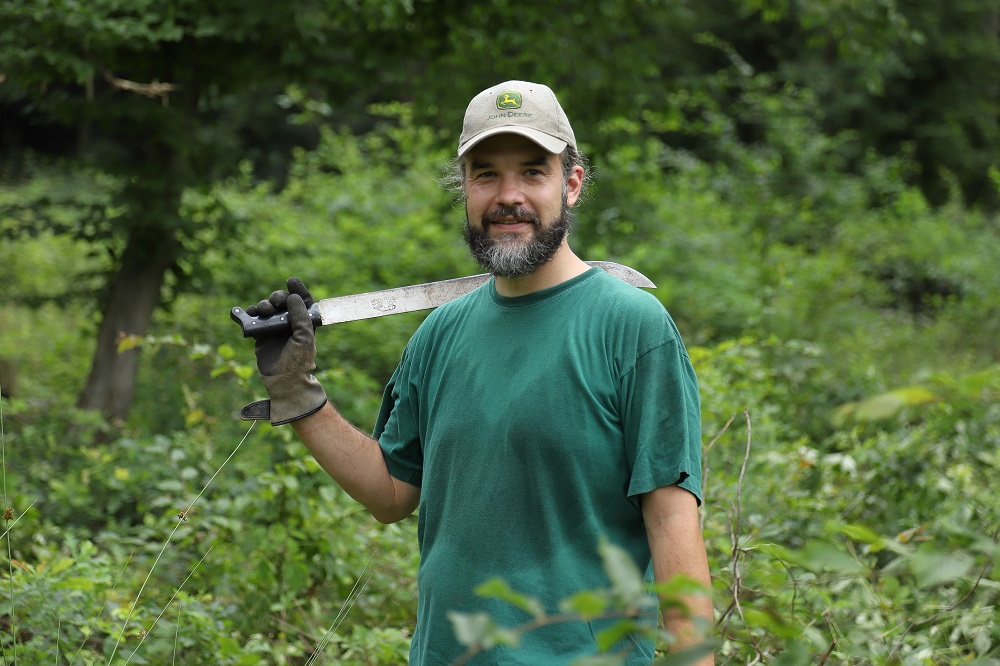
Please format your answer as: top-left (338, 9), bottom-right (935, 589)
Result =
top-left (457, 80), bottom-right (577, 157)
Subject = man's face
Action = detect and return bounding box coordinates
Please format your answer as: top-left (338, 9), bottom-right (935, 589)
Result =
top-left (462, 134), bottom-right (583, 278)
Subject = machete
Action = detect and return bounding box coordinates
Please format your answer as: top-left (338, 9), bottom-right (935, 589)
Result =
top-left (230, 260), bottom-right (654, 338)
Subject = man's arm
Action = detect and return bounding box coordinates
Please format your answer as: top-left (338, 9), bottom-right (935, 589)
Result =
top-left (642, 484), bottom-right (714, 664)
top-left (242, 277), bottom-right (420, 524)
top-left (292, 401), bottom-right (420, 524)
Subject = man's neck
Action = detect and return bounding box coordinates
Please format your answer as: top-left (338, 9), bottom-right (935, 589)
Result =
top-left (493, 244), bottom-right (591, 297)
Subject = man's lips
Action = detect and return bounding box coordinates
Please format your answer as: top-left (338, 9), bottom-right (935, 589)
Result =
top-left (484, 213), bottom-right (537, 228)
top-left (488, 220), bottom-right (533, 233)
top-left (483, 206), bottom-right (539, 228)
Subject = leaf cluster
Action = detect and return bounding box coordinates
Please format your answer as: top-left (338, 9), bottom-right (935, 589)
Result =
top-left (0, 12), bottom-right (999, 659)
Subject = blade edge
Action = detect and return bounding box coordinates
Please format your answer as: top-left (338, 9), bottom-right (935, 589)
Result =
top-left (316, 273), bottom-right (491, 325)
top-left (314, 261), bottom-right (655, 326)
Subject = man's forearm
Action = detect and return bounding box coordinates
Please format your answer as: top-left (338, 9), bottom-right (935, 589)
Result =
top-left (291, 401), bottom-right (419, 523)
top-left (657, 535), bottom-right (714, 661)
top-left (642, 485), bottom-right (715, 665)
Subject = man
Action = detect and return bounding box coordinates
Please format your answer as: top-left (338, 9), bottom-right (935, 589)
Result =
top-left (244, 80), bottom-right (713, 664)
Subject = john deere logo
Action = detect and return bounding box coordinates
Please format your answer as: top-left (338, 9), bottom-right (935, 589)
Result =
top-left (496, 92), bottom-right (522, 110)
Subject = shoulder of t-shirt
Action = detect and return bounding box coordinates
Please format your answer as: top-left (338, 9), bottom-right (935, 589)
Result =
top-left (403, 279), bottom-right (490, 348)
top-left (589, 268), bottom-right (682, 341)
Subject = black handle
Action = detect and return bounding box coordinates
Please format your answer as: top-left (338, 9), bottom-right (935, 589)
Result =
top-left (230, 304), bottom-right (322, 338)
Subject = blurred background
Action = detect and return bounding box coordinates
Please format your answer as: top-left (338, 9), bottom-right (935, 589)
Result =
top-left (1, 0), bottom-right (998, 663)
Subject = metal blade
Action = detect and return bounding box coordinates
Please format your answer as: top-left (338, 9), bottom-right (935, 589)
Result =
top-left (316, 260), bottom-right (654, 325)
top-left (230, 261), bottom-right (654, 337)
top-left (316, 273), bottom-right (488, 325)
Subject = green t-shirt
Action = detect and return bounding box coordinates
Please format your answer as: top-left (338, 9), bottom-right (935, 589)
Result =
top-left (374, 267), bottom-right (702, 665)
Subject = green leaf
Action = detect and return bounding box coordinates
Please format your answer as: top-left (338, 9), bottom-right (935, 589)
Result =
top-left (474, 577), bottom-right (544, 618)
top-left (837, 523), bottom-right (882, 544)
top-left (571, 654), bottom-right (627, 666)
top-left (911, 544), bottom-right (975, 589)
top-left (54, 577), bottom-right (96, 591)
top-left (798, 541), bottom-right (867, 576)
top-left (598, 538), bottom-right (650, 606)
top-left (49, 557), bottom-right (76, 575)
top-left (447, 611), bottom-right (498, 648)
top-left (654, 642), bottom-right (720, 666)
top-left (594, 618), bottom-right (646, 652)
top-left (559, 590), bottom-right (610, 618)
top-left (851, 386), bottom-right (937, 421)
top-left (768, 640), bottom-right (813, 666)
top-left (116, 334), bottom-right (144, 353)
top-left (833, 522), bottom-right (886, 552)
top-left (650, 573), bottom-right (710, 600)
top-left (955, 366), bottom-right (1000, 399)
top-left (751, 542), bottom-right (797, 562)
top-left (282, 561), bottom-right (309, 595)
top-left (739, 605), bottom-right (800, 638)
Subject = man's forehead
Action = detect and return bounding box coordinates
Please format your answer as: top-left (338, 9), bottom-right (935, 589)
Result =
top-left (464, 133), bottom-right (559, 164)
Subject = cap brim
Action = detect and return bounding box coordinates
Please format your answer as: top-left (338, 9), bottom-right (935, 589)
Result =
top-left (458, 126), bottom-right (568, 157)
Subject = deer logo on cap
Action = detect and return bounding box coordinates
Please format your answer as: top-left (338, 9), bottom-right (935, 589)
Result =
top-left (496, 92), bottom-right (522, 110)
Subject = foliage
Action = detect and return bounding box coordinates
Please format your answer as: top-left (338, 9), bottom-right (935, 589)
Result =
top-left (3, 90), bottom-right (1000, 661)
top-left (4, 0), bottom-right (1000, 419)
top-left (0, 535), bottom-right (260, 665)
top-left (691, 339), bottom-right (1000, 664)
top-left (2, 2), bottom-right (1000, 659)
top-left (447, 540), bottom-right (714, 665)
top-left (1, 367), bottom-right (418, 665)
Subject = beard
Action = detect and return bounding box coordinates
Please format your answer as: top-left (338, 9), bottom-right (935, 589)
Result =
top-left (463, 200), bottom-right (574, 278)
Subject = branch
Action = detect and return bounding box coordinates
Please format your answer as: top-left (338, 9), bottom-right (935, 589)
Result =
top-left (885, 523), bottom-right (998, 661)
top-left (104, 73), bottom-right (181, 99)
top-left (885, 539), bottom-right (995, 662)
top-left (86, 54), bottom-right (181, 101)
top-left (701, 412), bottom-right (738, 532)
top-left (734, 407), bottom-right (752, 547)
top-left (716, 409), bottom-right (766, 663)
top-left (449, 609), bottom-right (644, 666)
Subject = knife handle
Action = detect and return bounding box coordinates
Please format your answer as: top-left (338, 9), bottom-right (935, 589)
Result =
top-left (230, 303), bottom-right (323, 338)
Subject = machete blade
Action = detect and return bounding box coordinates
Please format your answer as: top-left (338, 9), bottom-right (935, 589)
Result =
top-left (230, 261), bottom-right (655, 338)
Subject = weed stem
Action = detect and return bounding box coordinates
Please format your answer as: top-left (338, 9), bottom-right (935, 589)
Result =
top-left (106, 421), bottom-right (256, 665)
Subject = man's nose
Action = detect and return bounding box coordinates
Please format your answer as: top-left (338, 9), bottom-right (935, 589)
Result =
top-left (496, 173), bottom-right (525, 206)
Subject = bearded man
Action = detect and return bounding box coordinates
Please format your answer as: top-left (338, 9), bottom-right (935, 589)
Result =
top-left (242, 80), bottom-right (713, 665)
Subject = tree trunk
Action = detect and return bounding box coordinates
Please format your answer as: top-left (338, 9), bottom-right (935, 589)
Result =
top-left (77, 222), bottom-right (179, 421)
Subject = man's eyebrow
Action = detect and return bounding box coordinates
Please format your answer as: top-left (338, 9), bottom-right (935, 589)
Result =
top-left (520, 155), bottom-right (550, 168)
top-left (468, 155), bottom-right (552, 171)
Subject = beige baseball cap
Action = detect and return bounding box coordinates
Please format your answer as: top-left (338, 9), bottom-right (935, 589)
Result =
top-left (457, 80), bottom-right (577, 157)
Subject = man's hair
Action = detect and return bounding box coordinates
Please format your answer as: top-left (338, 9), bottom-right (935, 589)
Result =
top-left (442, 147), bottom-right (592, 205)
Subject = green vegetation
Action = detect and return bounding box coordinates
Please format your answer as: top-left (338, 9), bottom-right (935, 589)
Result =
top-left (2, 0), bottom-right (999, 663)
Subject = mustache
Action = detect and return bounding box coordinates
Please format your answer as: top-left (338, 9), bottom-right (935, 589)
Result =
top-left (481, 205), bottom-right (540, 227)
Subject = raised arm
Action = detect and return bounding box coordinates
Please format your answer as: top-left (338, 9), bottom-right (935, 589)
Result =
top-left (292, 403), bottom-right (419, 523)
top-left (243, 277), bottom-right (419, 523)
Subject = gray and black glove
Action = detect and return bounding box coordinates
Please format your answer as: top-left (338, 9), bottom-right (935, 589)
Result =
top-left (242, 277), bottom-right (328, 425)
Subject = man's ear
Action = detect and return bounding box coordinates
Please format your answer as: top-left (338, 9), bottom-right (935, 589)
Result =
top-left (565, 165), bottom-right (585, 207)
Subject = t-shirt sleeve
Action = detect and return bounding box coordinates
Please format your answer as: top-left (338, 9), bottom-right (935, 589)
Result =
top-left (373, 344), bottom-right (425, 487)
top-left (621, 329), bottom-right (703, 505)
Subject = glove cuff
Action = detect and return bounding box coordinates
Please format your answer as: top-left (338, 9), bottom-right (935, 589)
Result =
top-left (261, 372), bottom-right (328, 425)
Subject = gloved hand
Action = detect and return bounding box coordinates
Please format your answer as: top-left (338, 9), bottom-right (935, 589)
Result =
top-left (245, 277), bottom-right (328, 425)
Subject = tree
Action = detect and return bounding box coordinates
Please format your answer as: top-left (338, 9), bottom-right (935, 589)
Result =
top-left (720, 0), bottom-right (1000, 208)
top-left (0, 0), bottom-right (733, 419)
top-left (0, 0), bottom-right (416, 418)
top-left (3, 0), bottom-right (998, 419)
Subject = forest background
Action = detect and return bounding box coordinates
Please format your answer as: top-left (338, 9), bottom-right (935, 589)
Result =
top-left (0, 0), bottom-right (998, 664)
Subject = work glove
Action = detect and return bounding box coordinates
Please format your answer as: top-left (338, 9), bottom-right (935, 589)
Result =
top-left (242, 277), bottom-right (328, 425)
